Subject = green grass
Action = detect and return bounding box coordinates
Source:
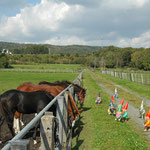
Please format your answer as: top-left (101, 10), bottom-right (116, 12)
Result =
top-left (72, 72), bottom-right (149, 150)
top-left (11, 64), bottom-right (85, 70)
top-left (94, 71), bottom-right (150, 106)
top-left (0, 71), bottom-right (78, 94)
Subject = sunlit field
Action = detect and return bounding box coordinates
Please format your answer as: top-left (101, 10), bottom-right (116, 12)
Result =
top-left (11, 64), bottom-right (85, 70)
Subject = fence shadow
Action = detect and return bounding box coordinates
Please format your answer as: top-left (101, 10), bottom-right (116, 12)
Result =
top-left (72, 107), bottom-right (91, 150)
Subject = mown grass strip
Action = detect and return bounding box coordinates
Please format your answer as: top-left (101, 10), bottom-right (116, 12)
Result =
top-left (72, 72), bottom-right (148, 150)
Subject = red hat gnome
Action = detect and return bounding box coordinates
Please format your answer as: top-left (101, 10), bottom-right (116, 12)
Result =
top-left (119, 98), bottom-right (124, 105)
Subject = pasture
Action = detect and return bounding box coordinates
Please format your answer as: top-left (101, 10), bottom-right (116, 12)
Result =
top-left (0, 71), bottom-right (78, 94)
top-left (94, 71), bottom-right (150, 108)
top-left (1, 65), bottom-right (150, 149)
top-left (11, 64), bottom-right (85, 70)
top-left (72, 71), bottom-right (149, 150)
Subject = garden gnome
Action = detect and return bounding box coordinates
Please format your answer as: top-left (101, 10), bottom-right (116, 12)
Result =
top-left (122, 101), bottom-right (128, 121)
top-left (108, 96), bottom-right (116, 115)
top-left (144, 110), bottom-right (150, 131)
top-left (115, 98), bottom-right (124, 121)
top-left (114, 88), bottom-right (118, 99)
top-left (95, 91), bottom-right (101, 104)
top-left (139, 100), bottom-right (145, 119)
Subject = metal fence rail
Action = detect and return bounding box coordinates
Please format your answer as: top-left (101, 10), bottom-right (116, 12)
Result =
top-left (2, 71), bottom-right (84, 150)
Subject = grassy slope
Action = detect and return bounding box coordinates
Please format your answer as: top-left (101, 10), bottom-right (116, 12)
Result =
top-left (72, 72), bottom-right (148, 150)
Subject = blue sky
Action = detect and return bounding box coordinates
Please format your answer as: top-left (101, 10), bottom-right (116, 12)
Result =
top-left (0, 0), bottom-right (150, 48)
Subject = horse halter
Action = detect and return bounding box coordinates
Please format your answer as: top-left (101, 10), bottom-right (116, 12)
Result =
top-left (78, 89), bottom-right (84, 103)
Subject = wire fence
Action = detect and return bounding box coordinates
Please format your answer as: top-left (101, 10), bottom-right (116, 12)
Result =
top-left (101, 70), bottom-right (150, 86)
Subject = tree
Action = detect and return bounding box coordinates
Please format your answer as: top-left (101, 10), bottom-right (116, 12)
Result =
top-left (0, 53), bottom-right (9, 68)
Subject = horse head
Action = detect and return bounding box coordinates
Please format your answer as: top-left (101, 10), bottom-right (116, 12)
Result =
top-left (77, 88), bottom-right (86, 104)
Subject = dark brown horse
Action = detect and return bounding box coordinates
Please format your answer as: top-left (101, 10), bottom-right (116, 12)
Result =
top-left (39, 80), bottom-right (86, 104)
top-left (0, 90), bottom-right (55, 142)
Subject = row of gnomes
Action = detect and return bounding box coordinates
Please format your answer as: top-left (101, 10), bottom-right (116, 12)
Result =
top-left (115, 98), bottom-right (129, 122)
top-left (108, 96), bottom-right (116, 116)
top-left (95, 91), bottom-right (102, 104)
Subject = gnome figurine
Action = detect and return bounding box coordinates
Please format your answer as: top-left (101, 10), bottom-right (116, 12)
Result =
top-left (115, 98), bottom-right (124, 121)
top-left (144, 110), bottom-right (150, 131)
top-left (108, 96), bottom-right (116, 116)
top-left (114, 88), bottom-right (118, 99)
top-left (139, 100), bottom-right (145, 119)
top-left (95, 91), bottom-right (102, 104)
top-left (122, 101), bottom-right (128, 121)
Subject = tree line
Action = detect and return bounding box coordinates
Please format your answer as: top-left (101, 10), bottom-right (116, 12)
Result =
top-left (0, 45), bottom-right (150, 70)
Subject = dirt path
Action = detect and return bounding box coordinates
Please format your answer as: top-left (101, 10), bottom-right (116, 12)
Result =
top-left (89, 72), bottom-right (150, 138)
top-left (110, 82), bottom-right (150, 106)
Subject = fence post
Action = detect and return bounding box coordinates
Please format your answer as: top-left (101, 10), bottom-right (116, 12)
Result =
top-left (69, 86), bottom-right (74, 99)
top-left (141, 74), bottom-right (144, 84)
top-left (131, 73), bottom-right (134, 82)
top-left (56, 96), bottom-right (65, 150)
top-left (10, 140), bottom-right (30, 150)
top-left (40, 112), bottom-right (55, 150)
top-left (145, 75), bottom-right (147, 85)
top-left (63, 91), bottom-right (69, 148)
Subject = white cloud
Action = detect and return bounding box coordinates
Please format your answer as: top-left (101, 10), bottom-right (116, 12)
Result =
top-left (44, 36), bottom-right (86, 45)
top-left (102, 0), bottom-right (150, 9)
top-left (118, 31), bottom-right (150, 48)
top-left (0, 0), bottom-right (82, 41)
top-left (0, 0), bottom-right (150, 48)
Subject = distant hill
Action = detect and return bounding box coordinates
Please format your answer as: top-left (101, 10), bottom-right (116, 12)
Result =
top-left (0, 41), bottom-right (104, 54)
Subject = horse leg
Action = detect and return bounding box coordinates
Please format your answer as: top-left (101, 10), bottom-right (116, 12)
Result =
top-left (32, 119), bottom-right (40, 144)
top-left (5, 114), bottom-right (15, 137)
top-left (13, 117), bottom-right (20, 135)
top-left (20, 114), bottom-right (25, 126)
top-left (0, 116), bottom-right (5, 143)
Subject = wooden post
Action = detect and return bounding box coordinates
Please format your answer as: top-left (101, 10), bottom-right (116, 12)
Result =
top-left (63, 92), bottom-right (69, 148)
top-left (131, 73), bottom-right (134, 82)
top-left (56, 96), bottom-right (64, 150)
top-left (145, 75), bottom-right (147, 85)
top-left (135, 74), bottom-right (137, 82)
top-left (141, 74), bottom-right (144, 84)
top-left (10, 139), bottom-right (30, 150)
top-left (69, 86), bottom-right (74, 100)
top-left (40, 112), bottom-right (55, 150)
top-left (66, 129), bottom-right (72, 150)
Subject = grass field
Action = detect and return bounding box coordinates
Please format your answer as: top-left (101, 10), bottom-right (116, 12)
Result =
top-left (11, 64), bottom-right (85, 70)
top-left (72, 72), bottom-right (149, 150)
top-left (0, 71), bottom-right (78, 94)
top-left (94, 71), bottom-right (150, 107)
top-left (1, 65), bottom-right (150, 149)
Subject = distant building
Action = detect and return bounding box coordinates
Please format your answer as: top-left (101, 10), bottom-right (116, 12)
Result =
top-left (1, 49), bottom-right (12, 55)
